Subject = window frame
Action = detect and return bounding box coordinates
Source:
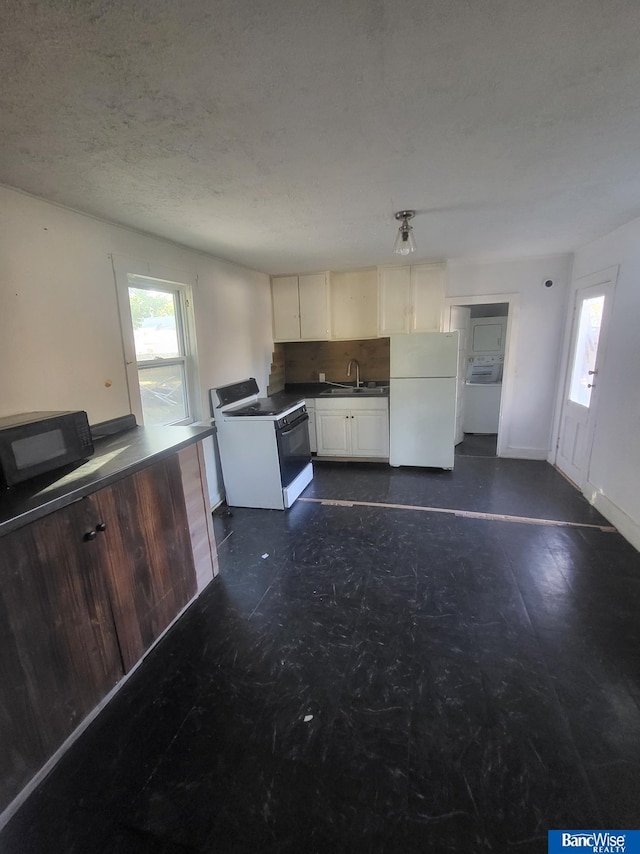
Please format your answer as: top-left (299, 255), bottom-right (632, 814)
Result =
top-left (567, 293), bottom-right (605, 409)
top-left (112, 256), bottom-right (200, 427)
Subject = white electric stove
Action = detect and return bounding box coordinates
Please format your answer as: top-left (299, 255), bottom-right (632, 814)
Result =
top-left (211, 378), bottom-right (313, 510)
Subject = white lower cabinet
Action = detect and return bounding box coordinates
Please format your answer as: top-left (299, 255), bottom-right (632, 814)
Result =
top-left (316, 409), bottom-right (350, 454)
top-left (315, 397), bottom-right (389, 458)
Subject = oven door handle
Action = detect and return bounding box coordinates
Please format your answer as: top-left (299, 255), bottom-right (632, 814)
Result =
top-left (278, 413), bottom-right (309, 436)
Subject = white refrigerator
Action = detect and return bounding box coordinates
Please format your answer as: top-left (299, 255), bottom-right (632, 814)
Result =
top-left (389, 332), bottom-right (459, 469)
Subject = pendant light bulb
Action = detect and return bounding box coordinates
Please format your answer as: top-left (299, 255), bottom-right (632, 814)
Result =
top-left (392, 210), bottom-right (417, 256)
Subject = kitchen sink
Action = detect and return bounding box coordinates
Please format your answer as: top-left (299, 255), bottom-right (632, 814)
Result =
top-left (320, 387), bottom-right (388, 396)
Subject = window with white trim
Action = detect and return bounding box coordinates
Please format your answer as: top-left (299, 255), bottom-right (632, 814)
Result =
top-left (113, 260), bottom-right (199, 426)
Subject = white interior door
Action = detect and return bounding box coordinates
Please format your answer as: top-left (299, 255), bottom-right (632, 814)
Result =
top-left (556, 274), bottom-right (614, 487)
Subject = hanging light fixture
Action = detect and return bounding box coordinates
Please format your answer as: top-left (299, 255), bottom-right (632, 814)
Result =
top-left (393, 210), bottom-right (416, 256)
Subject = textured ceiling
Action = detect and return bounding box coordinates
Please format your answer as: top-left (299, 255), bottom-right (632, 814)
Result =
top-left (3, 0), bottom-right (640, 274)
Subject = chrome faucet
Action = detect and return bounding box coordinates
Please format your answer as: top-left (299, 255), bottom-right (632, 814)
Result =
top-left (346, 358), bottom-right (362, 388)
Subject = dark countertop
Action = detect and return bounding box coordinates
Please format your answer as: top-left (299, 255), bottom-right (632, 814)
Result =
top-left (0, 424), bottom-right (216, 538)
top-left (284, 382), bottom-right (390, 399)
top-left (262, 391), bottom-right (306, 410)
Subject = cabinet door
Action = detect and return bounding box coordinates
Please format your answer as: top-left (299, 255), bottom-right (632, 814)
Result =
top-left (330, 270), bottom-right (378, 340)
top-left (316, 410), bottom-right (351, 455)
top-left (96, 456), bottom-right (197, 672)
top-left (350, 411), bottom-right (390, 458)
top-left (378, 267), bottom-right (410, 335)
top-left (0, 498), bottom-right (123, 812)
top-left (272, 276), bottom-right (300, 341)
top-left (411, 264), bottom-right (445, 333)
top-left (298, 273), bottom-right (330, 340)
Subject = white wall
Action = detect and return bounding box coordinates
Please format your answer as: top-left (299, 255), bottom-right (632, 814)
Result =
top-left (568, 219), bottom-right (640, 549)
top-left (0, 186), bottom-right (272, 505)
top-left (446, 255), bottom-right (572, 458)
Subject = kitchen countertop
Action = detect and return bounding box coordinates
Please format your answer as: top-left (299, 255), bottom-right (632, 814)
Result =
top-left (284, 382), bottom-right (390, 399)
top-left (0, 424), bottom-right (215, 538)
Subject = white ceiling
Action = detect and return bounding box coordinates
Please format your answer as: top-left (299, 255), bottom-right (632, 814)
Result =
top-left (3, 0), bottom-right (640, 275)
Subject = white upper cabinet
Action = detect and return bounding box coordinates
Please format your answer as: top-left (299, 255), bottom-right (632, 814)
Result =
top-left (272, 276), bottom-right (300, 341)
top-left (272, 273), bottom-right (330, 342)
top-left (377, 266), bottom-right (410, 335)
top-left (330, 269), bottom-right (378, 340)
top-left (411, 264), bottom-right (446, 332)
top-left (378, 263), bottom-right (445, 335)
top-left (298, 274), bottom-right (331, 340)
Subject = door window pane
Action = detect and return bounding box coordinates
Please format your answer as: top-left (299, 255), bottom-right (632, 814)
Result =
top-left (129, 288), bottom-right (181, 361)
top-left (138, 363), bottom-right (188, 426)
top-left (569, 295), bottom-right (604, 407)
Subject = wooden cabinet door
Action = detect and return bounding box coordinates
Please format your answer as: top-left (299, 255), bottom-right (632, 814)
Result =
top-left (350, 410), bottom-right (390, 458)
top-left (298, 273), bottom-right (330, 340)
top-left (411, 264), bottom-right (445, 333)
top-left (272, 276), bottom-right (301, 341)
top-left (316, 410), bottom-right (351, 455)
top-left (95, 456), bottom-right (197, 672)
top-left (378, 267), bottom-right (411, 335)
top-left (0, 497), bottom-right (123, 812)
top-left (330, 270), bottom-right (378, 340)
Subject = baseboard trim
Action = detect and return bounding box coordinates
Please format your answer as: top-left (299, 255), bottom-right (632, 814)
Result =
top-left (586, 486), bottom-right (640, 552)
top-left (499, 447), bottom-right (549, 461)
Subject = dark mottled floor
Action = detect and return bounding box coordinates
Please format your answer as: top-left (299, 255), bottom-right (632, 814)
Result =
top-left (2, 458), bottom-right (640, 853)
top-left (455, 433), bottom-right (497, 457)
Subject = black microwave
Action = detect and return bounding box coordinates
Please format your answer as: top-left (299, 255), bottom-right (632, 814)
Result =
top-left (0, 411), bottom-right (94, 487)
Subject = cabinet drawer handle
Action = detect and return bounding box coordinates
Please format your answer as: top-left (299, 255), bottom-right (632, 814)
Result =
top-left (96, 522), bottom-right (107, 532)
top-left (83, 530), bottom-right (97, 542)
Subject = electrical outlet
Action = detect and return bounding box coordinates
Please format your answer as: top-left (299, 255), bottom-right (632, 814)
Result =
top-left (319, 372), bottom-right (326, 382)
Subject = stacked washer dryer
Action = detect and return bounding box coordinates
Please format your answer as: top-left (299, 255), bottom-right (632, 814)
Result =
top-left (463, 355), bottom-right (503, 434)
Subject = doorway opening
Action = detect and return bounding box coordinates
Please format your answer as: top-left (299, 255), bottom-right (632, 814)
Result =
top-left (446, 300), bottom-right (511, 458)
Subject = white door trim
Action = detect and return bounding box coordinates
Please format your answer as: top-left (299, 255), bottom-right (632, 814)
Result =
top-left (550, 265), bottom-right (618, 487)
top-left (110, 254), bottom-right (200, 425)
top-left (444, 292), bottom-right (518, 457)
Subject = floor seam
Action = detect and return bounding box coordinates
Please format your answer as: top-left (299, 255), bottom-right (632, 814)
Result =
top-left (298, 496), bottom-right (616, 532)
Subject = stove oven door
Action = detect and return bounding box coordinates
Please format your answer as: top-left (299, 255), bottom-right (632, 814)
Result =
top-left (275, 412), bottom-right (311, 488)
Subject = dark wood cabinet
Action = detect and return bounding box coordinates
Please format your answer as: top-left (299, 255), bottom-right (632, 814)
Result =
top-left (0, 453), bottom-right (201, 814)
top-left (95, 455), bottom-right (197, 671)
top-left (0, 496), bottom-right (123, 811)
